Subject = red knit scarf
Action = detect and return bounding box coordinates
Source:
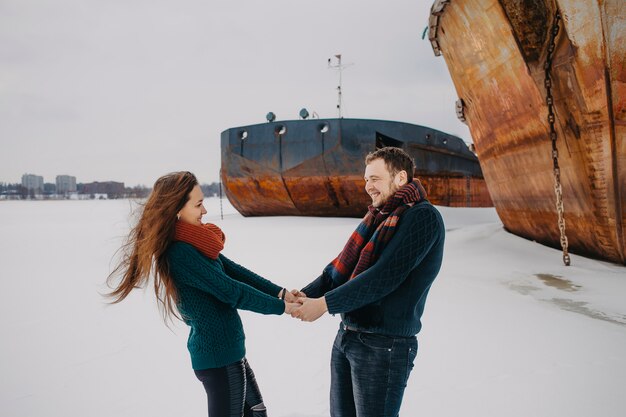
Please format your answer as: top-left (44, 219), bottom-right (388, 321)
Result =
top-left (328, 180), bottom-right (427, 282)
top-left (174, 221), bottom-right (225, 259)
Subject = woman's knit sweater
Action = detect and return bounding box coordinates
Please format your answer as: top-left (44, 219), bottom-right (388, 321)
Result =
top-left (167, 242), bottom-right (285, 370)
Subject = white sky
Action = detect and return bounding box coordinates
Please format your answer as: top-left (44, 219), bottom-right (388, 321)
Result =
top-left (0, 0), bottom-right (470, 186)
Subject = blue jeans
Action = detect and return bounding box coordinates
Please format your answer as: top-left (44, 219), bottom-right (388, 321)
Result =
top-left (330, 326), bottom-right (418, 417)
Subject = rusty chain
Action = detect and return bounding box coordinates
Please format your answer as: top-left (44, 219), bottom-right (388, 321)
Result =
top-left (544, 10), bottom-right (570, 266)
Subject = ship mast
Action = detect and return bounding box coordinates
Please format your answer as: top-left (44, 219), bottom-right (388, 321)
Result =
top-left (328, 54), bottom-right (352, 118)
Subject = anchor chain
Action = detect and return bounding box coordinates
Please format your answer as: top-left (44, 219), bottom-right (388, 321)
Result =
top-left (544, 10), bottom-right (570, 266)
top-left (219, 177), bottom-right (224, 220)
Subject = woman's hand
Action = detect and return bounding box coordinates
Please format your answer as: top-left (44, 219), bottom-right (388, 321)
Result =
top-left (278, 288), bottom-right (306, 303)
top-left (284, 289), bottom-right (306, 303)
top-left (284, 302), bottom-right (301, 315)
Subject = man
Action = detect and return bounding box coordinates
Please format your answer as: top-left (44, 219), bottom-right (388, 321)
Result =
top-left (292, 146), bottom-right (445, 417)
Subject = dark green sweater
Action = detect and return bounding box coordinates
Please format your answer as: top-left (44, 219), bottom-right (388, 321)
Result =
top-left (302, 201), bottom-right (445, 337)
top-left (167, 242), bottom-right (285, 370)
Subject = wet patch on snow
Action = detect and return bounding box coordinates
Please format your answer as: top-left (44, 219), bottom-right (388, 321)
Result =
top-left (535, 273), bottom-right (581, 292)
top-left (506, 273), bottom-right (626, 327)
top-left (548, 298), bottom-right (626, 327)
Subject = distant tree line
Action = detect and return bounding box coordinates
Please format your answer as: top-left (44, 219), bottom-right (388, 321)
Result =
top-left (0, 182), bottom-right (222, 200)
top-left (122, 183), bottom-right (221, 199)
top-left (0, 182), bottom-right (30, 198)
top-left (201, 182), bottom-right (222, 198)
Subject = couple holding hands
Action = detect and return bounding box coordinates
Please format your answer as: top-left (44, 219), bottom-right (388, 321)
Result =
top-left (107, 147), bottom-right (445, 417)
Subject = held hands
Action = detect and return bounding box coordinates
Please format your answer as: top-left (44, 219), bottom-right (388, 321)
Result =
top-left (290, 297), bottom-right (328, 322)
top-left (280, 289), bottom-right (307, 315)
top-left (284, 302), bottom-right (301, 315)
top-left (284, 289), bottom-right (306, 303)
top-left (278, 289), bottom-right (328, 322)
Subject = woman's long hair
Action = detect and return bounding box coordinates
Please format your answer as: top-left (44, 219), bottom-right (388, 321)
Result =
top-left (106, 171), bottom-right (198, 322)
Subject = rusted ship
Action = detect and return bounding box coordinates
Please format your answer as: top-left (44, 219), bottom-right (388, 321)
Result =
top-left (220, 118), bottom-right (492, 217)
top-left (428, 0), bottom-right (625, 264)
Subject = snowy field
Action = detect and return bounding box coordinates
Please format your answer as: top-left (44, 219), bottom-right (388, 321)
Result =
top-left (1, 198), bottom-right (625, 417)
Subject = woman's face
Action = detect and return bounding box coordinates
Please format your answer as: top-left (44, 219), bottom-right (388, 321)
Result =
top-left (178, 185), bottom-right (207, 225)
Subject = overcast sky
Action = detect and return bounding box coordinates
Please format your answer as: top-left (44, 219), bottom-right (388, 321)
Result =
top-left (1, 0), bottom-right (470, 186)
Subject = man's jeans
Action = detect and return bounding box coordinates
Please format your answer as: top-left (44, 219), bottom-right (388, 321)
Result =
top-left (330, 326), bottom-right (418, 417)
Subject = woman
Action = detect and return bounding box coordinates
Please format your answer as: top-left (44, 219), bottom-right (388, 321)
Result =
top-left (107, 171), bottom-right (299, 417)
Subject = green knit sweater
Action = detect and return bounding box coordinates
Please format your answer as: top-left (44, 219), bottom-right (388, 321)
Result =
top-left (167, 242), bottom-right (285, 370)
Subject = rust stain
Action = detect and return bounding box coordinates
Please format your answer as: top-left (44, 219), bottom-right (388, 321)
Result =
top-left (433, 0), bottom-right (626, 264)
top-left (224, 174), bottom-right (492, 218)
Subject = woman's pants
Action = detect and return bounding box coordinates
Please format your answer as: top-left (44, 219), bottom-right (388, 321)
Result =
top-left (194, 358), bottom-right (267, 417)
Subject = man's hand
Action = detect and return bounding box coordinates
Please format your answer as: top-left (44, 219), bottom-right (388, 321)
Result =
top-left (284, 289), bottom-right (306, 303)
top-left (291, 297), bottom-right (328, 322)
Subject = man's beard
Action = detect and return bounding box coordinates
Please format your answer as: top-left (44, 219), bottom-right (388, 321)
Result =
top-left (373, 181), bottom-right (400, 208)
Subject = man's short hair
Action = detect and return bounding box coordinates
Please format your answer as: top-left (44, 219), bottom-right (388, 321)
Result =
top-left (365, 147), bottom-right (415, 180)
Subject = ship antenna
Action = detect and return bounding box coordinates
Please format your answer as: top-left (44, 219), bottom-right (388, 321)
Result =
top-left (328, 54), bottom-right (353, 118)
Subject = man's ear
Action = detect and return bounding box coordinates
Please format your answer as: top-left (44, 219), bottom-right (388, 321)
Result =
top-left (395, 170), bottom-right (408, 186)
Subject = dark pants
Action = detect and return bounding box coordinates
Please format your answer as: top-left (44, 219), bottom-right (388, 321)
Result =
top-left (330, 327), bottom-right (418, 417)
top-left (194, 358), bottom-right (267, 417)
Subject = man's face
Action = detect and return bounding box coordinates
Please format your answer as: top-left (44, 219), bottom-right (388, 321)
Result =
top-left (364, 158), bottom-right (406, 208)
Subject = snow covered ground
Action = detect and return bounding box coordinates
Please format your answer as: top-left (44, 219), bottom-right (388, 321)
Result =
top-left (1, 198), bottom-right (625, 417)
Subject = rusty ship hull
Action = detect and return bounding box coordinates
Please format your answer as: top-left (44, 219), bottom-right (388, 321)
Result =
top-left (428, 0), bottom-right (625, 264)
top-left (221, 118), bottom-right (492, 217)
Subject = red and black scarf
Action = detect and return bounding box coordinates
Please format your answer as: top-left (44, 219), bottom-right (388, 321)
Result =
top-left (174, 221), bottom-right (225, 259)
top-left (327, 180), bottom-right (427, 282)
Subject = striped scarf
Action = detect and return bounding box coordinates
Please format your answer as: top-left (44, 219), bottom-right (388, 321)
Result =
top-left (174, 221), bottom-right (225, 259)
top-left (328, 180), bottom-right (427, 282)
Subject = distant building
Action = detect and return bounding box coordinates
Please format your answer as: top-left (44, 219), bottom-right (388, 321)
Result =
top-left (43, 183), bottom-right (57, 195)
top-left (82, 181), bottom-right (125, 198)
top-left (56, 175), bottom-right (77, 194)
top-left (21, 173), bottom-right (44, 193)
